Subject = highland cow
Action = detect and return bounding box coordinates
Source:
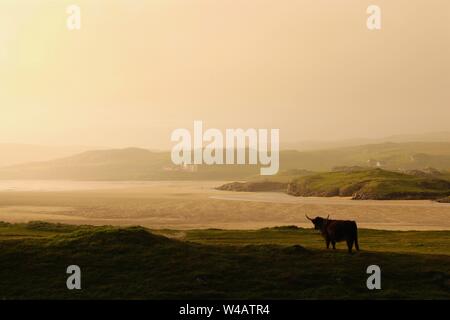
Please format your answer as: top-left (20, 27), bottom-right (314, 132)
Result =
top-left (306, 214), bottom-right (360, 253)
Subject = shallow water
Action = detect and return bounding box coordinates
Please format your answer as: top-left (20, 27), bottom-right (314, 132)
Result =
top-left (0, 180), bottom-right (179, 192)
top-left (0, 180), bottom-right (449, 231)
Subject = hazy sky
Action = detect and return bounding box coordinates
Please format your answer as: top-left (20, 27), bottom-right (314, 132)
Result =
top-left (1, 0), bottom-right (449, 149)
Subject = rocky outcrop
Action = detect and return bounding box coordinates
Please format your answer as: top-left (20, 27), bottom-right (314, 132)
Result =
top-left (216, 181), bottom-right (287, 192)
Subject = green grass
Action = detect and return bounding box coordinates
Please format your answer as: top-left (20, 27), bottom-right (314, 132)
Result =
top-left (287, 168), bottom-right (450, 199)
top-left (182, 227), bottom-right (450, 256)
top-left (0, 221), bottom-right (92, 240)
top-left (0, 222), bottom-right (449, 299)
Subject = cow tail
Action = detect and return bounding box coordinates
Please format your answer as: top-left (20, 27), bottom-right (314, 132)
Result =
top-left (354, 222), bottom-right (360, 251)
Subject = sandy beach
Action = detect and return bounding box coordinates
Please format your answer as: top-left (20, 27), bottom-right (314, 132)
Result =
top-left (0, 180), bottom-right (449, 231)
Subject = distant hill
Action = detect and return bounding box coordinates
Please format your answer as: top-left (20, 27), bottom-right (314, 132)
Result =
top-left (0, 148), bottom-right (262, 180)
top-left (385, 131), bottom-right (450, 143)
top-left (280, 142), bottom-right (450, 171)
top-left (0, 148), bottom-right (173, 180)
top-left (0, 144), bottom-right (96, 167)
top-left (2, 142), bottom-right (450, 180)
top-left (284, 131), bottom-right (450, 151)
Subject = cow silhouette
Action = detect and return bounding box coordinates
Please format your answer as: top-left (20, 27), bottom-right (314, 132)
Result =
top-left (306, 214), bottom-right (360, 253)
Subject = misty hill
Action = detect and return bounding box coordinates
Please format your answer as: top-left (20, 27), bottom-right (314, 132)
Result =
top-left (0, 148), bottom-right (263, 180)
top-left (284, 131), bottom-right (450, 151)
top-left (280, 142), bottom-right (450, 171)
top-left (0, 148), bottom-right (173, 180)
top-left (385, 131), bottom-right (450, 143)
top-left (0, 144), bottom-right (95, 167)
top-left (2, 142), bottom-right (450, 180)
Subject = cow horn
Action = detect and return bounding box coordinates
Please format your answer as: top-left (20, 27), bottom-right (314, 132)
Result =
top-left (305, 214), bottom-right (313, 221)
top-left (326, 215), bottom-right (330, 221)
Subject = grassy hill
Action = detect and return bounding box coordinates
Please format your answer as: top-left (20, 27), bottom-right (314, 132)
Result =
top-left (0, 221), bottom-right (449, 299)
top-left (217, 168), bottom-right (450, 200)
top-left (2, 142), bottom-right (450, 180)
top-left (287, 168), bottom-right (450, 200)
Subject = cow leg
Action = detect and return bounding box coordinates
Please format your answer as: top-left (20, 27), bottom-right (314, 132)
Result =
top-left (332, 241), bottom-right (336, 250)
top-left (346, 240), bottom-right (354, 253)
top-left (326, 238), bottom-right (331, 249)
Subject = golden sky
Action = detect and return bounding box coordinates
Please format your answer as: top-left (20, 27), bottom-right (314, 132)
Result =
top-left (1, 0), bottom-right (449, 149)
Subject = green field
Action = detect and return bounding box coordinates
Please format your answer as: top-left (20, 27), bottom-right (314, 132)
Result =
top-left (0, 221), bottom-right (449, 299)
